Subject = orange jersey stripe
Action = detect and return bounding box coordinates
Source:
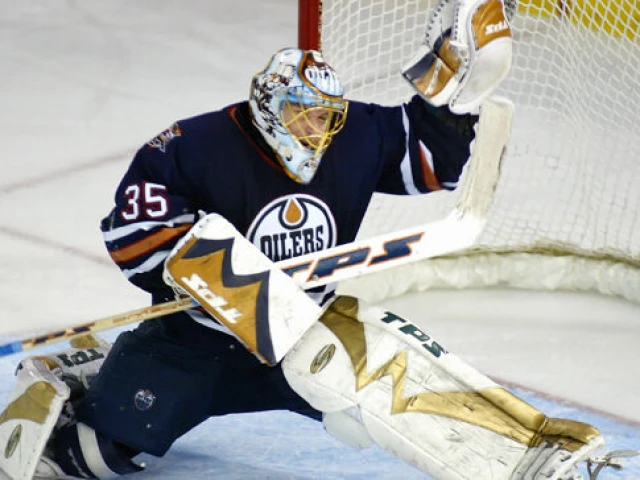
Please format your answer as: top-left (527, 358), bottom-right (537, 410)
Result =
top-left (418, 143), bottom-right (442, 191)
top-left (109, 223), bottom-right (192, 263)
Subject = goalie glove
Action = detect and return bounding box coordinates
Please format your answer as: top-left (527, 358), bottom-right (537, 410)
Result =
top-left (402, 0), bottom-right (515, 114)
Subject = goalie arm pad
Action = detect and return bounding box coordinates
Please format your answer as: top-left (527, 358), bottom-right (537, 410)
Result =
top-left (282, 296), bottom-right (603, 480)
top-left (402, 0), bottom-right (514, 114)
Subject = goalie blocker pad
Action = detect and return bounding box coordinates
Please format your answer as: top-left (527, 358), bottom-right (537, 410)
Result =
top-left (164, 213), bottom-right (322, 366)
top-left (282, 296), bottom-right (604, 479)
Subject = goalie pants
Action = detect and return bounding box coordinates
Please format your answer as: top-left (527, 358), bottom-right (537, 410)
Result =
top-left (74, 310), bottom-right (322, 457)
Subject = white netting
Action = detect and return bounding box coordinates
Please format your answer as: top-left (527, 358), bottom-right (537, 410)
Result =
top-left (316, 0), bottom-right (640, 303)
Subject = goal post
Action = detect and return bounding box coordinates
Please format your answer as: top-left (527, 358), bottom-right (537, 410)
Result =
top-left (298, 0), bottom-right (320, 50)
top-left (297, 0), bottom-right (640, 304)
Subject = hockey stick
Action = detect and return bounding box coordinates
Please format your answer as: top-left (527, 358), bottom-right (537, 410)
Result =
top-left (0, 97), bottom-right (513, 358)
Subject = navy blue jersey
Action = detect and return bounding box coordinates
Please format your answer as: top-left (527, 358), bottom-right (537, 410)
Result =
top-left (101, 97), bottom-right (477, 315)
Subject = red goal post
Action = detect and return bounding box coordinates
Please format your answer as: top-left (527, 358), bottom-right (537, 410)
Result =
top-left (298, 0), bottom-right (320, 50)
top-left (297, 0), bottom-right (640, 306)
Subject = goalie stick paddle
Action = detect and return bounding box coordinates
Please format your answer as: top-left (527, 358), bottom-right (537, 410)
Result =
top-left (0, 97), bottom-right (513, 358)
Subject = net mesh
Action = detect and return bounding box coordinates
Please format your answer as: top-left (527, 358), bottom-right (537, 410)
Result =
top-left (316, 0), bottom-right (640, 302)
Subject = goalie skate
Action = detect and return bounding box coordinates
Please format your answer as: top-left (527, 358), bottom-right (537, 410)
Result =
top-left (587, 450), bottom-right (640, 479)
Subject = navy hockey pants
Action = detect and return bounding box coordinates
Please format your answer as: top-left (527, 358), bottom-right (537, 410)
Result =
top-left (75, 312), bottom-right (322, 456)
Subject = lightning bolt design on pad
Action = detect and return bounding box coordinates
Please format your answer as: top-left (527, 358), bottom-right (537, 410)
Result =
top-left (318, 297), bottom-right (599, 448)
top-left (167, 237), bottom-right (275, 363)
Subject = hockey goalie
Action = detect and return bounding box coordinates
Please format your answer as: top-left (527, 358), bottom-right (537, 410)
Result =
top-left (0, 0), bottom-right (629, 478)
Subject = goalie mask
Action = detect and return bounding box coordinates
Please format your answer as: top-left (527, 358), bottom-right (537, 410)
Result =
top-left (249, 48), bottom-right (348, 184)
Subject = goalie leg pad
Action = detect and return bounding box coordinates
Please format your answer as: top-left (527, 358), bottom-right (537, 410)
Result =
top-left (0, 335), bottom-right (112, 479)
top-left (0, 358), bottom-right (70, 480)
top-left (322, 408), bottom-right (374, 450)
top-left (283, 296), bottom-right (603, 480)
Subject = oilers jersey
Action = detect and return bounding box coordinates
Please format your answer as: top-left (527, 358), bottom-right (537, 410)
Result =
top-left (101, 97), bottom-right (477, 331)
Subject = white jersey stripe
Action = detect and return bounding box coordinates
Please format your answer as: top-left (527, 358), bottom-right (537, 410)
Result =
top-left (400, 107), bottom-right (421, 195)
top-left (102, 213), bottom-right (195, 242)
top-left (123, 250), bottom-right (170, 278)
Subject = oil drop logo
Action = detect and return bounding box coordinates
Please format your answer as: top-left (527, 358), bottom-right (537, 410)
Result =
top-left (246, 194), bottom-right (336, 262)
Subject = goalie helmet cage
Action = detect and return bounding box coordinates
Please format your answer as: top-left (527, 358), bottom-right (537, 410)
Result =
top-left (297, 0), bottom-right (640, 304)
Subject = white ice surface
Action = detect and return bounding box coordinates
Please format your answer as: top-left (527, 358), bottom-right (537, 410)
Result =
top-left (0, 1), bottom-right (638, 479)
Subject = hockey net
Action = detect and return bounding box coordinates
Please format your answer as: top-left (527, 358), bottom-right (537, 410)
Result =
top-left (299, 0), bottom-right (640, 304)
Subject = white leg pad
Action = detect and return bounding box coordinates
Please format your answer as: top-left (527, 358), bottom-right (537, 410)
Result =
top-left (283, 296), bottom-right (603, 479)
top-left (0, 358), bottom-right (70, 480)
top-left (322, 408), bottom-right (374, 449)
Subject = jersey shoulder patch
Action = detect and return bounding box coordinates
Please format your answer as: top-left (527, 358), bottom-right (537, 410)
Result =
top-left (147, 123), bottom-right (183, 152)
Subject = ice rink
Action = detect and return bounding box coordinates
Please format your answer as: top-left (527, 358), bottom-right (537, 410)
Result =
top-left (1, 1), bottom-right (638, 478)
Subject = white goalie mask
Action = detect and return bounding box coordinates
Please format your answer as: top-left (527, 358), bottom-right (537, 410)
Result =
top-left (249, 48), bottom-right (348, 184)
